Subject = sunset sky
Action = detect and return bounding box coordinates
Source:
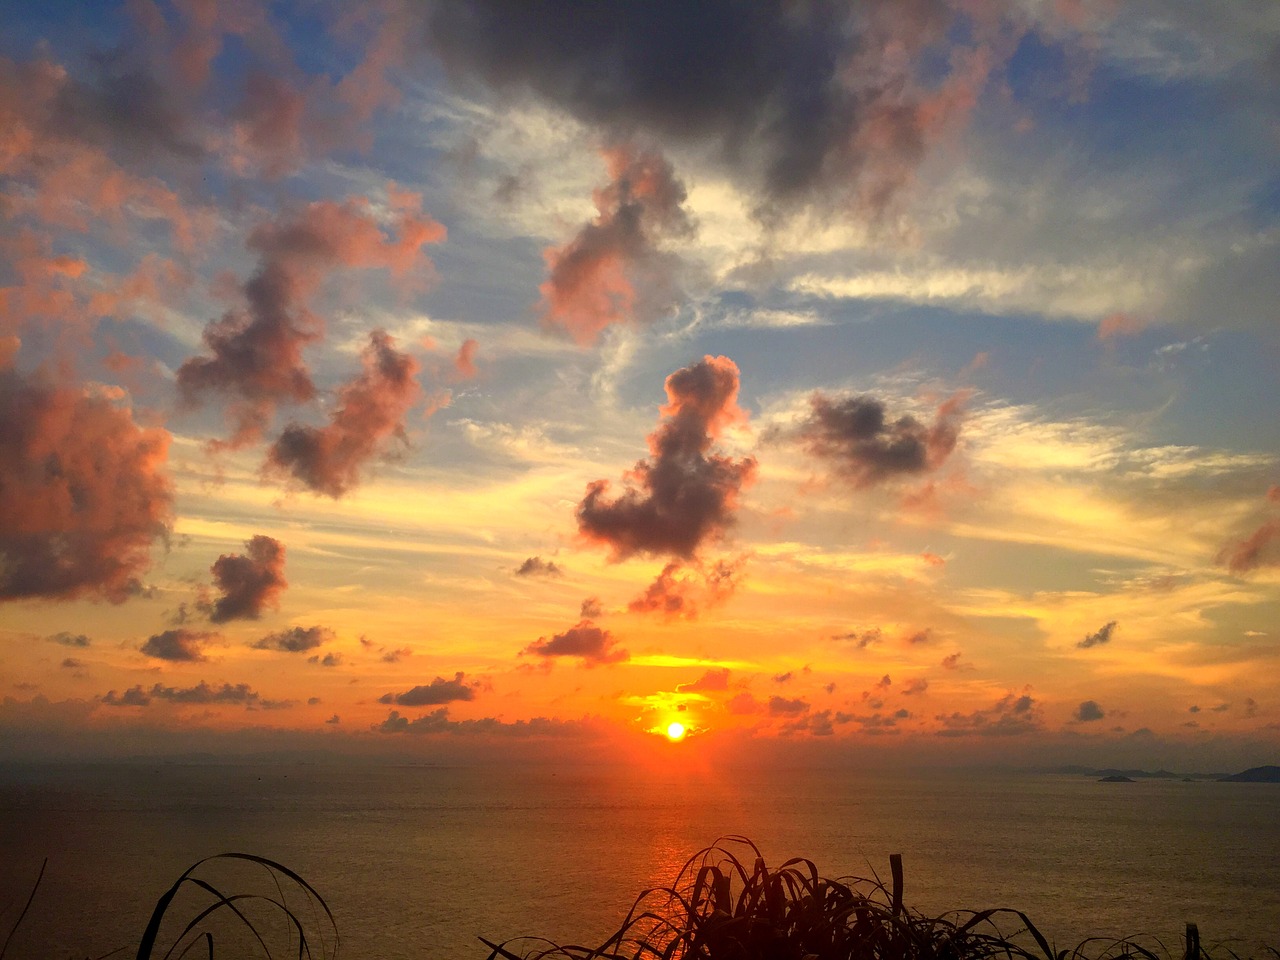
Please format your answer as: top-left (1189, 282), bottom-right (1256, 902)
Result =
top-left (2, 0), bottom-right (1278, 768)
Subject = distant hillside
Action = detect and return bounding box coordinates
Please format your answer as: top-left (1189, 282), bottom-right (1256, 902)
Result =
top-left (1218, 765), bottom-right (1280, 782)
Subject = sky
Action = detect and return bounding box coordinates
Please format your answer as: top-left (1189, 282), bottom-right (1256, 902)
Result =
top-left (1, 0), bottom-right (1278, 770)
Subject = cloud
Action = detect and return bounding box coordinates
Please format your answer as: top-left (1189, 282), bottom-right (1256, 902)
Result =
top-left (903, 678), bottom-right (930, 696)
top-left (61, 658), bottom-right (83, 669)
top-left (795, 391), bottom-right (966, 488)
top-left (768, 695), bottom-right (810, 717)
top-left (936, 692), bottom-right (1043, 737)
top-left (628, 562), bottom-right (692, 618)
top-left (102, 681), bottom-right (290, 710)
top-left (524, 620), bottom-right (628, 665)
top-left (453, 338), bottom-right (479, 379)
top-left (515, 556), bottom-right (562, 577)
top-left (252, 626), bottom-right (333, 653)
top-left (579, 596), bottom-right (603, 619)
top-left (1218, 519), bottom-right (1280, 574)
top-left (0, 367), bottom-right (172, 604)
top-left (630, 556), bottom-right (746, 619)
top-left (101, 685), bottom-right (152, 707)
top-left (178, 198), bottom-right (442, 445)
top-left (308, 652), bottom-right (344, 667)
top-left (423, 0), bottom-right (999, 216)
top-left (48, 632), bottom-right (91, 647)
top-left (266, 330), bottom-right (421, 497)
top-left (374, 708), bottom-right (588, 737)
top-left (677, 668), bottom-right (730, 693)
top-left (727, 692), bottom-right (763, 715)
top-left (577, 356), bottom-right (756, 560)
top-left (151, 681), bottom-right (290, 708)
top-left (1074, 699), bottom-right (1105, 723)
top-left (1077, 620), bottom-right (1117, 649)
top-left (205, 535), bottom-right (287, 623)
top-left (541, 144), bottom-right (690, 344)
top-left (834, 628), bottom-right (881, 649)
top-left (377, 672), bottom-right (477, 706)
top-left (140, 628), bottom-right (216, 662)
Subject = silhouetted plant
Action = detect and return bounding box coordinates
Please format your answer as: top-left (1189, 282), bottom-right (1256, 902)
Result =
top-left (135, 853), bottom-right (336, 960)
top-left (479, 837), bottom-right (1274, 960)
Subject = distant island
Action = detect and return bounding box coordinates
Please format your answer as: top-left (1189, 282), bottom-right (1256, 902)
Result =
top-left (1218, 765), bottom-right (1280, 782)
top-left (1047, 765), bottom-right (1223, 780)
top-left (1048, 764), bottom-right (1280, 782)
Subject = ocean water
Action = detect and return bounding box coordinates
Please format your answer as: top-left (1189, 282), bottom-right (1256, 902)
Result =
top-left (0, 761), bottom-right (1276, 959)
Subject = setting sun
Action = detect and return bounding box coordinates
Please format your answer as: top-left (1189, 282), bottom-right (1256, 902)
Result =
top-left (666, 722), bottom-right (687, 742)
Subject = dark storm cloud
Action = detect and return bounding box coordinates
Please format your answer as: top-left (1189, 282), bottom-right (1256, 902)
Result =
top-left (267, 330), bottom-right (421, 497)
top-left (207, 535), bottom-right (287, 623)
top-left (377, 672), bottom-right (478, 706)
top-left (0, 367), bottom-right (172, 604)
top-left (1077, 620), bottom-right (1117, 649)
top-left (252, 625), bottom-right (333, 653)
top-left (524, 620), bottom-right (628, 665)
top-left (140, 628), bottom-right (216, 662)
top-left (796, 392), bottom-right (965, 488)
top-left (423, 0), bottom-right (970, 215)
top-left (577, 356), bottom-right (755, 560)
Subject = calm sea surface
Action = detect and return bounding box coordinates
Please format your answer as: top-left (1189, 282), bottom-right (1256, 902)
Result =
top-left (0, 762), bottom-right (1277, 959)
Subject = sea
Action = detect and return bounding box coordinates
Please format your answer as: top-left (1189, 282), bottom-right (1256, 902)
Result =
top-left (0, 761), bottom-right (1277, 960)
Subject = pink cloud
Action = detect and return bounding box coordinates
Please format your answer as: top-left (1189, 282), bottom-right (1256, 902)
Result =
top-left (266, 329), bottom-right (421, 497)
top-left (0, 364), bottom-right (171, 603)
top-left (541, 144), bottom-right (690, 344)
top-left (178, 197), bottom-right (442, 445)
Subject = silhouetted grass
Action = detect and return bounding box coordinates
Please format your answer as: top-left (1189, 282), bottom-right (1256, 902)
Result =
top-left (4, 840), bottom-right (1276, 960)
top-left (135, 853), bottom-right (337, 960)
top-left (479, 837), bottom-right (1277, 960)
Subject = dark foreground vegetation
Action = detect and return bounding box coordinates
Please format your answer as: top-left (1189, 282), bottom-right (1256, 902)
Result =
top-left (2, 840), bottom-right (1274, 960)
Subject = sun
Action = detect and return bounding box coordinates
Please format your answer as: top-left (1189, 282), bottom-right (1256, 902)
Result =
top-left (665, 721), bottom-right (687, 742)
